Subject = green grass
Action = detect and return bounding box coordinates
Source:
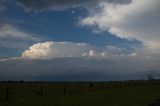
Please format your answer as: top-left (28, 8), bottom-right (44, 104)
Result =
top-left (0, 82), bottom-right (160, 106)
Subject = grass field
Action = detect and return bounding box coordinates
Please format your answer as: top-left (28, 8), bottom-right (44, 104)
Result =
top-left (0, 81), bottom-right (160, 106)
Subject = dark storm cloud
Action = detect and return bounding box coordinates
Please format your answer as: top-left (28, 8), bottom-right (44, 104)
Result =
top-left (13, 0), bottom-right (132, 12)
top-left (0, 0), bottom-right (6, 11)
top-left (0, 56), bottom-right (158, 81)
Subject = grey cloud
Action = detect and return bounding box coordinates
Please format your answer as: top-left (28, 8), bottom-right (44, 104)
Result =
top-left (0, 24), bottom-right (40, 41)
top-left (0, 53), bottom-right (159, 81)
top-left (0, 20), bottom-right (41, 58)
top-left (0, 0), bottom-right (6, 11)
top-left (1, 41), bottom-right (158, 81)
top-left (0, 58), bottom-right (134, 81)
top-left (81, 0), bottom-right (160, 50)
top-left (0, 20), bottom-right (41, 47)
top-left (13, 0), bottom-right (132, 12)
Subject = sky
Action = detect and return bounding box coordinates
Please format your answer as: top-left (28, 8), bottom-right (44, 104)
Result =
top-left (0, 0), bottom-right (160, 81)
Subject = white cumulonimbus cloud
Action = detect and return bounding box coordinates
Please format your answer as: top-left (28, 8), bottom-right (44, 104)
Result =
top-left (22, 41), bottom-right (127, 59)
top-left (22, 41), bottom-right (93, 59)
top-left (80, 0), bottom-right (160, 50)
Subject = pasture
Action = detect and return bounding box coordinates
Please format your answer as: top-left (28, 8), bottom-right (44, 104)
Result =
top-left (0, 81), bottom-right (160, 106)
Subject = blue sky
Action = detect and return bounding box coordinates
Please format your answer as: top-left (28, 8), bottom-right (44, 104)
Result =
top-left (0, 0), bottom-right (140, 58)
top-left (0, 0), bottom-right (160, 81)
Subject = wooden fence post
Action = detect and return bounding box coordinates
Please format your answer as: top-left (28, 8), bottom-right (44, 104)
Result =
top-left (79, 84), bottom-right (82, 93)
top-left (64, 85), bottom-right (67, 94)
top-left (6, 87), bottom-right (9, 100)
top-left (40, 86), bottom-right (43, 96)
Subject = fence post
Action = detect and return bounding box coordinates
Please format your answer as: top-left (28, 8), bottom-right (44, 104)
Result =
top-left (40, 86), bottom-right (43, 96)
top-left (6, 87), bottom-right (9, 100)
top-left (64, 85), bottom-right (67, 94)
top-left (79, 84), bottom-right (82, 93)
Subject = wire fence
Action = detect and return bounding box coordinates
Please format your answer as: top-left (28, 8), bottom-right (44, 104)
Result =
top-left (0, 80), bottom-right (159, 101)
